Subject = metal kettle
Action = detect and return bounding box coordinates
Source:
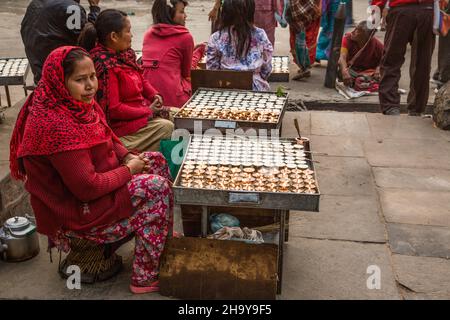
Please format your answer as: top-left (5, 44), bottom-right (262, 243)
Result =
top-left (0, 215), bottom-right (40, 262)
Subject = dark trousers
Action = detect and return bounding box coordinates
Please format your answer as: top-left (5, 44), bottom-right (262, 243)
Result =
top-left (379, 4), bottom-right (435, 113)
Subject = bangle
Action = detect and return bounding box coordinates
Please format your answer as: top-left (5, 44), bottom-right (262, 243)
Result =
top-left (123, 164), bottom-right (132, 175)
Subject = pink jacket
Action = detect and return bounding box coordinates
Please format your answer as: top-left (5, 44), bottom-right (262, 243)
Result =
top-left (142, 24), bottom-right (204, 108)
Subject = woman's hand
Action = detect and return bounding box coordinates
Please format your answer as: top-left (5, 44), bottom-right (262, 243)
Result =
top-left (138, 153), bottom-right (151, 173)
top-left (342, 69), bottom-right (352, 86)
top-left (150, 98), bottom-right (163, 114)
top-left (373, 67), bottom-right (381, 81)
top-left (123, 153), bottom-right (139, 164)
top-left (87, 0), bottom-right (100, 6)
top-left (126, 158), bottom-right (146, 175)
top-left (153, 95), bottom-right (163, 107)
top-left (194, 42), bottom-right (207, 51)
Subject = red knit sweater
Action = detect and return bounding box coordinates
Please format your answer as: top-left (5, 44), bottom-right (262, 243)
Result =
top-left (22, 139), bottom-right (134, 238)
top-left (107, 65), bottom-right (159, 137)
top-left (372, 0), bottom-right (434, 8)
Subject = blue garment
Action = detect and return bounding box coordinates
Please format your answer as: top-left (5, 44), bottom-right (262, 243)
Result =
top-left (294, 31), bottom-right (311, 70)
top-left (316, 0), bottom-right (342, 61)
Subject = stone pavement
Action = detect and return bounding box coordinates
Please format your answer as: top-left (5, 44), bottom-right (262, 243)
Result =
top-left (1, 108), bottom-right (449, 300)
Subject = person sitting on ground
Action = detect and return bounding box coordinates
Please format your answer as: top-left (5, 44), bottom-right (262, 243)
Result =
top-left (9, 46), bottom-right (174, 294)
top-left (338, 20), bottom-right (384, 92)
top-left (142, 0), bottom-right (206, 108)
top-left (21, 0), bottom-right (101, 84)
top-left (79, 9), bottom-right (174, 152)
top-left (206, 0), bottom-right (273, 91)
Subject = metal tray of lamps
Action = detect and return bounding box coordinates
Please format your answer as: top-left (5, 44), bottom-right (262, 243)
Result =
top-left (173, 88), bottom-right (288, 133)
top-left (0, 58), bottom-right (29, 86)
top-left (196, 55), bottom-right (289, 81)
top-left (268, 56), bottom-right (290, 82)
top-left (173, 135), bottom-right (320, 211)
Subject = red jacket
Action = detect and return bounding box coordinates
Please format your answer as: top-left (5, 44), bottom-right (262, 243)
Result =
top-left (106, 65), bottom-right (159, 137)
top-left (23, 139), bottom-right (134, 238)
top-left (372, 0), bottom-right (434, 8)
top-left (142, 24), bottom-right (204, 108)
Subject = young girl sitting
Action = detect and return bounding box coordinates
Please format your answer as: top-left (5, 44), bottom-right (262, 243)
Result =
top-left (206, 0), bottom-right (274, 91)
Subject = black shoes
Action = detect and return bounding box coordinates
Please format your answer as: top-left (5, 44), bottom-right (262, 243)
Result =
top-left (408, 111), bottom-right (422, 116)
top-left (383, 107), bottom-right (401, 116)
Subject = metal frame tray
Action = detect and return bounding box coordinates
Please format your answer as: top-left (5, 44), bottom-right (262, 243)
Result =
top-left (268, 56), bottom-right (290, 82)
top-left (173, 135), bottom-right (320, 212)
top-left (173, 88), bottom-right (288, 134)
top-left (0, 57), bottom-right (30, 86)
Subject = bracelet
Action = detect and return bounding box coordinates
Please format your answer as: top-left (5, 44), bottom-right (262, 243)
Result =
top-left (123, 164), bottom-right (132, 175)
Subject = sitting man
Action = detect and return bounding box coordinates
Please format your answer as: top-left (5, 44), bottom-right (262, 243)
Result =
top-left (21, 0), bottom-right (101, 84)
top-left (338, 20), bottom-right (384, 92)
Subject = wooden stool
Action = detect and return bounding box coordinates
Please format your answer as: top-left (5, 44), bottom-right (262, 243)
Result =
top-left (58, 235), bottom-right (133, 284)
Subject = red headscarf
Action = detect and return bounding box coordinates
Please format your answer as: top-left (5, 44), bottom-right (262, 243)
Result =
top-left (10, 46), bottom-right (114, 180)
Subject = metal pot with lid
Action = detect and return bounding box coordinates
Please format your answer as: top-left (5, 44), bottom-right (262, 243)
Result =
top-left (0, 215), bottom-right (40, 262)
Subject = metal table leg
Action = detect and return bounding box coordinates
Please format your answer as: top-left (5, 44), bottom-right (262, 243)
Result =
top-left (277, 210), bottom-right (286, 294)
top-left (284, 211), bottom-right (290, 242)
top-left (5, 85), bottom-right (11, 107)
top-left (201, 206), bottom-right (208, 238)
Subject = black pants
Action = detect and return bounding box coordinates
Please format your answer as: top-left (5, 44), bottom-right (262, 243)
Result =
top-left (379, 4), bottom-right (435, 113)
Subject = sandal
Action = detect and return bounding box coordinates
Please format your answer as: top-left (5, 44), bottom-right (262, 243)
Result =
top-left (292, 70), bottom-right (311, 81)
top-left (172, 231), bottom-right (183, 238)
top-left (130, 280), bottom-right (160, 294)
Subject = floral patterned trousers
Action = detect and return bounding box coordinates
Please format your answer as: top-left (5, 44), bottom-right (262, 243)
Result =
top-left (65, 152), bottom-right (174, 286)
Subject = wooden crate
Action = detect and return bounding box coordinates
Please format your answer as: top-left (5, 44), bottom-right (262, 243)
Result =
top-left (159, 237), bottom-right (278, 299)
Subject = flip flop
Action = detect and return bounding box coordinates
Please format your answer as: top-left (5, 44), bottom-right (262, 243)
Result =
top-left (130, 280), bottom-right (160, 294)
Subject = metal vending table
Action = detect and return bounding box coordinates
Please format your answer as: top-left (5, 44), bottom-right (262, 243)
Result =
top-left (0, 57), bottom-right (30, 108)
top-left (268, 56), bottom-right (290, 82)
top-left (172, 135), bottom-right (320, 295)
top-left (173, 88), bottom-right (288, 135)
top-left (196, 55), bottom-right (290, 83)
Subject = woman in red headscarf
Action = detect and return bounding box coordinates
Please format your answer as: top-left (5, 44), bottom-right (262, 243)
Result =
top-left (10, 46), bottom-right (173, 294)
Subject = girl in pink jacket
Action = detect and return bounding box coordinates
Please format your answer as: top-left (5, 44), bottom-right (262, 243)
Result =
top-left (142, 0), bottom-right (205, 108)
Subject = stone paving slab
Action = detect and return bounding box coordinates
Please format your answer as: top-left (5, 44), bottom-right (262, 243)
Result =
top-left (279, 238), bottom-right (400, 300)
top-left (364, 138), bottom-right (450, 170)
top-left (387, 223), bottom-right (450, 259)
top-left (392, 254), bottom-right (450, 295)
top-left (402, 292), bottom-right (450, 300)
top-left (314, 156), bottom-right (375, 196)
top-left (289, 195), bottom-right (386, 243)
top-left (366, 114), bottom-right (450, 141)
top-left (309, 135), bottom-right (365, 158)
top-left (310, 112), bottom-right (372, 138)
top-left (281, 111), bottom-right (311, 137)
top-left (373, 167), bottom-right (450, 191)
top-left (380, 189), bottom-right (450, 227)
